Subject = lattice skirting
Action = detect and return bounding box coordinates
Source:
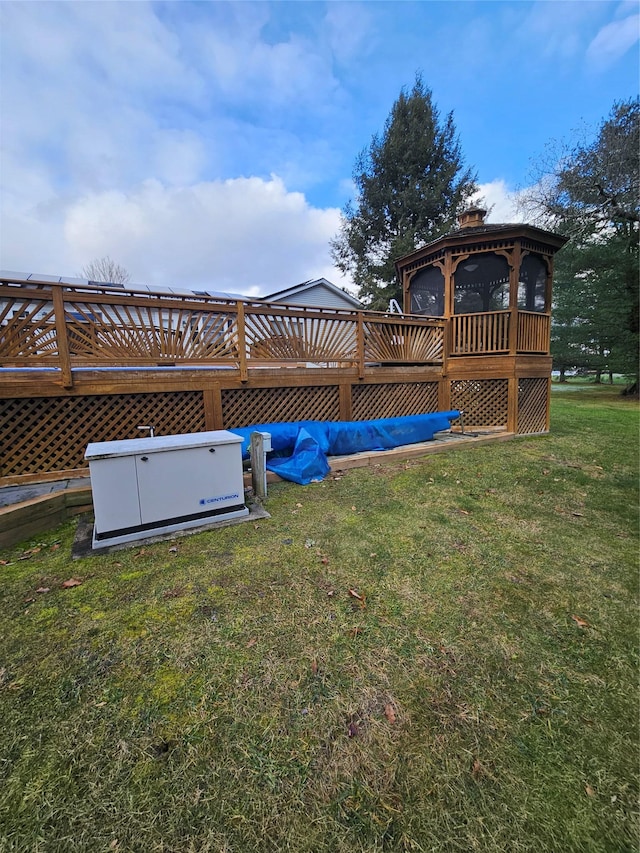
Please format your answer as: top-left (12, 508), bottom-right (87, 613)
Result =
top-left (450, 379), bottom-right (509, 427)
top-left (518, 377), bottom-right (549, 434)
top-left (0, 392), bottom-right (206, 478)
top-left (352, 382), bottom-right (439, 421)
top-left (221, 385), bottom-right (341, 428)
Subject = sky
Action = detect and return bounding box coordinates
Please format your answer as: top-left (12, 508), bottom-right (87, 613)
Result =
top-left (0, 1), bottom-right (638, 297)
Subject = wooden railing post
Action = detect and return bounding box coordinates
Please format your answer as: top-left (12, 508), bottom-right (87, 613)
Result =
top-left (509, 243), bottom-right (521, 354)
top-left (51, 285), bottom-right (73, 388)
top-left (356, 313), bottom-right (365, 379)
top-left (236, 301), bottom-right (248, 382)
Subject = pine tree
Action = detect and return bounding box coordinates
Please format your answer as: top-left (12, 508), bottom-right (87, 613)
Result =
top-left (330, 75), bottom-right (477, 310)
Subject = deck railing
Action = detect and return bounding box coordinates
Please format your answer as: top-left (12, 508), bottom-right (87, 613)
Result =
top-left (0, 279), bottom-right (551, 387)
top-left (0, 279), bottom-right (446, 385)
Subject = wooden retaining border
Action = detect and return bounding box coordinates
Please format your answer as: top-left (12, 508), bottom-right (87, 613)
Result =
top-left (0, 430), bottom-right (513, 551)
top-left (0, 482), bottom-right (93, 549)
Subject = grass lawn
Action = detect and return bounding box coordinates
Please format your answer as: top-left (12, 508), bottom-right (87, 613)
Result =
top-left (1, 388), bottom-right (638, 852)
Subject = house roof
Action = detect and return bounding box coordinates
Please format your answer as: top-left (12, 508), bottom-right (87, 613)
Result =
top-left (263, 278), bottom-right (362, 308)
top-left (0, 270), bottom-right (249, 302)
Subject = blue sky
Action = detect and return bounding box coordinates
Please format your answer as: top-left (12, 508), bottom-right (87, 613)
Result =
top-left (1, 1), bottom-right (637, 295)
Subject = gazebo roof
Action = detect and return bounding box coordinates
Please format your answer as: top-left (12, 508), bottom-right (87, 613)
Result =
top-left (395, 216), bottom-right (568, 273)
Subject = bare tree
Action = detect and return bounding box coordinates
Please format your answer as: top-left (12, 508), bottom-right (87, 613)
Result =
top-left (81, 256), bottom-right (131, 285)
top-left (519, 99), bottom-right (639, 238)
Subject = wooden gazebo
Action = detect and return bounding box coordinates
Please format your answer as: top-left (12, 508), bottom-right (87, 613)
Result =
top-left (396, 207), bottom-right (568, 435)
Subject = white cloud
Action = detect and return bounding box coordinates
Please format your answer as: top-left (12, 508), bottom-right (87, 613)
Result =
top-left (587, 12), bottom-right (640, 68)
top-left (1, 175), bottom-right (351, 296)
top-left (324, 2), bottom-right (373, 65)
top-left (472, 180), bottom-right (525, 224)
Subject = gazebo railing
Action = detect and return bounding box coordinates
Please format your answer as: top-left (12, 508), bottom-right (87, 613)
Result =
top-left (450, 309), bottom-right (551, 355)
top-left (517, 310), bottom-right (550, 353)
top-left (451, 310), bottom-right (510, 355)
top-left (0, 279), bottom-right (445, 386)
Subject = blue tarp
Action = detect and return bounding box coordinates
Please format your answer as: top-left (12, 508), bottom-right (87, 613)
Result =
top-left (230, 411), bottom-right (460, 486)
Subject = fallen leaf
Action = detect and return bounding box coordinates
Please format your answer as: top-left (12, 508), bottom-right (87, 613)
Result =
top-left (348, 722), bottom-right (359, 737)
top-left (311, 659), bottom-right (318, 675)
top-left (168, 546), bottom-right (178, 554)
top-left (62, 578), bottom-right (83, 588)
top-left (35, 587), bottom-right (50, 594)
top-left (295, 503), bottom-right (303, 508)
top-left (571, 614), bottom-right (590, 629)
top-left (23, 597), bottom-right (35, 604)
top-left (50, 544), bottom-right (60, 551)
top-left (320, 556), bottom-right (329, 565)
top-left (246, 637), bottom-right (258, 648)
top-left (31, 547), bottom-right (41, 554)
top-left (327, 589), bottom-right (335, 597)
top-left (458, 509), bottom-right (470, 515)
top-left (471, 759), bottom-right (486, 779)
top-left (369, 553), bottom-right (377, 558)
top-left (348, 588), bottom-right (363, 601)
top-left (0, 560), bottom-right (9, 565)
top-left (585, 785), bottom-right (595, 797)
top-left (134, 549), bottom-right (147, 558)
top-left (351, 506), bottom-right (357, 511)
top-left (384, 704), bottom-right (396, 723)
top-left (95, 701), bottom-right (107, 708)
top-left (349, 626), bottom-right (361, 637)
top-left (163, 587), bottom-right (183, 599)
top-left (571, 511), bottom-right (584, 517)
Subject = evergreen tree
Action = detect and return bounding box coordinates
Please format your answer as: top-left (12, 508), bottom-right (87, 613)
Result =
top-left (524, 98), bottom-right (639, 391)
top-left (331, 76), bottom-right (477, 310)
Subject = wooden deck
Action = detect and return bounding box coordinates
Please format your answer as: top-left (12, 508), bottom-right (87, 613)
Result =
top-left (1, 277), bottom-right (552, 487)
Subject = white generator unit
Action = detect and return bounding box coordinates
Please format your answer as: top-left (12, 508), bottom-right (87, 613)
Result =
top-left (85, 430), bottom-right (248, 549)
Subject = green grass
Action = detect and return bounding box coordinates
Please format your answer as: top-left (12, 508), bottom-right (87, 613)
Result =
top-left (1, 387), bottom-right (638, 852)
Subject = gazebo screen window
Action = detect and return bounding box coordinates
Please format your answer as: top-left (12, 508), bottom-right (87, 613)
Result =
top-left (518, 254), bottom-right (547, 311)
top-left (454, 253), bottom-right (510, 314)
top-left (409, 266), bottom-right (445, 315)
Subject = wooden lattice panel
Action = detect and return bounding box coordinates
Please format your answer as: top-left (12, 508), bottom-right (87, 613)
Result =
top-left (364, 321), bottom-right (443, 363)
top-left (352, 383), bottom-right (439, 421)
top-left (0, 392), bottom-right (205, 478)
top-left (450, 379), bottom-right (509, 427)
top-left (221, 385), bottom-right (340, 428)
top-left (517, 378), bottom-right (549, 434)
